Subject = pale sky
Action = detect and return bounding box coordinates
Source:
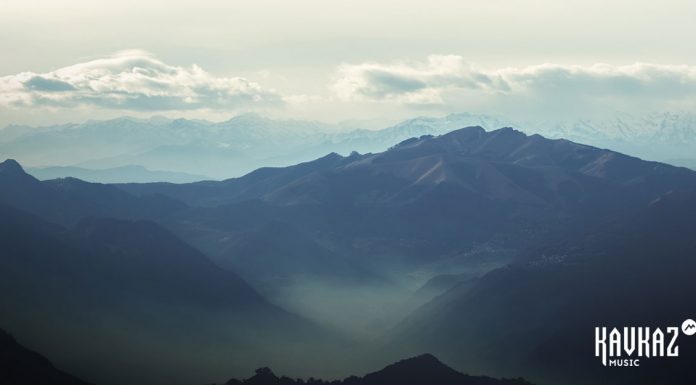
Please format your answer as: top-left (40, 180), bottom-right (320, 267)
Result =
top-left (2, 0), bottom-right (696, 126)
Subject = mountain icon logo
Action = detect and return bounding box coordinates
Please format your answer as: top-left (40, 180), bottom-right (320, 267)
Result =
top-left (682, 319), bottom-right (696, 336)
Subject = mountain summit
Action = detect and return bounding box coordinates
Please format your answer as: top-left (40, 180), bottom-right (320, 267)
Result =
top-left (0, 159), bottom-right (24, 173)
top-left (0, 159), bottom-right (36, 183)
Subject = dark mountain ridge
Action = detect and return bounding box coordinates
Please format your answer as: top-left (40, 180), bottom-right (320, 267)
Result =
top-left (0, 159), bottom-right (185, 226)
top-left (0, 203), bottom-right (336, 385)
top-left (119, 126), bottom-right (696, 209)
top-left (222, 354), bottom-right (534, 385)
top-left (0, 328), bottom-right (92, 385)
top-left (390, 188), bottom-right (696, 385)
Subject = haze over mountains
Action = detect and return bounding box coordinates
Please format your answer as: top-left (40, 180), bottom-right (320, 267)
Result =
top-left (1, 125), bottom-right (696, 385)
top-left (0, 201), bottom-right (341, 385)
top-left (390, 189), bottom-right (696, 385)
top-left (116, 126), bottom-right (696, 339)
top-left (3, 112), bottom-right (696, 183)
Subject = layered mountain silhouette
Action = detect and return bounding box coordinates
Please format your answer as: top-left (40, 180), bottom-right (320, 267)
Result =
top-left (117, 127), bottom-right (696, 300)
top-left (0, 203), bottom-right (334, 385)
top-left (121, 126), bottom-right (696, 208)
top-left (390, 189), bottom-right (696, 385)
top-left (4, 112), bottom-right (696, 180)
top-left (2, 125), bottom-right (696, 385)
top-left (0, 159), bottom-right (184, 226)
top-left (221, 354), bottom-right (533, 385)
top-left (0, 114), bottom-right (351, 179)
top-left (0, 328), bottom-right (92, 385)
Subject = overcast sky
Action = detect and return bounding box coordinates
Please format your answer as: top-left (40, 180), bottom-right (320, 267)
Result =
top-left (2, 0), bottom-right (696, 126)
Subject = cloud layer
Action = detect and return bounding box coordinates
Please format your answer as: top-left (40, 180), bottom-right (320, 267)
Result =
top-left (0, 50), bottom-right (282, 111)
top-left (3, 51), bottom-right (696, 121)
top-left (333, 56), bottom-right (696, 108)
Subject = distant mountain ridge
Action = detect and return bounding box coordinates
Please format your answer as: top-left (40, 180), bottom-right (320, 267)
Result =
top-left (27, 165), bottom-right (210, 183)
top-left (4, 112), bottom-right (696, 180)
top-left (0, 159), bottom-right (185, 226)
top-left (0, 114), bottom-right (349, 179)
top-left (119, 126), bottom-right (696, 209)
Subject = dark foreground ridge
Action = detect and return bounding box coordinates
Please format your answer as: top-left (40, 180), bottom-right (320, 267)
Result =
top-left (0, 328), bottom-right (92, 385)
top-left (220, 354), bottom-right (534, 385)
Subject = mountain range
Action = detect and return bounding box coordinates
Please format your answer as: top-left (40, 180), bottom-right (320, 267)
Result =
top-left (3, 112), bottom-right (696, 182)
top-left (115, 126), bottom-right (696, 343)
top-left (0, 159), bottom-right (184, 226)
top-left (118, 125), bottom-right (696, 283)
top-left (0, 200), bottom-right (338, 385)
top-left (389, 189), bottom-right (696, 385)
top-left (1, 124), bottom-right (696, 385)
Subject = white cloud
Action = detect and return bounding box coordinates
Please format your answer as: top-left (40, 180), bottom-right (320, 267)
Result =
top-left (0, 50), bottom-right (283, 111)
top-left (333, 56), bottom-right (696, 109)
top-left (333, 55), bottom-right (507, 104)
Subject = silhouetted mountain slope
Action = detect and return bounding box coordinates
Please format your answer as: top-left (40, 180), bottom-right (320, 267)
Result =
top-left (0, 328), bottom-right (92, 385)
top-left (118, 128), bottom-right (696, 304)
top-left (360, 354), bottom-right (532, 385)
top-left (210, 219), bottom-right (385, 293)
top-left (120, 151), bottom-right (351, 207)
top-left (221, 354), bottom-right (534, 385)
top-left (0, 204), bottom-right (335, 385)
top-left (121, 127), bottom-right (696, 208)
top-left (391, 189), bottom-right (696, 385)
top-left (0, 159), bottom-right (32, 181)
top-left (3, 126), bottom-right (696, 385)
top-left (0, 159), bottom-right (185, 226)
top-left (71, 217), bottom-right (270, 308)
